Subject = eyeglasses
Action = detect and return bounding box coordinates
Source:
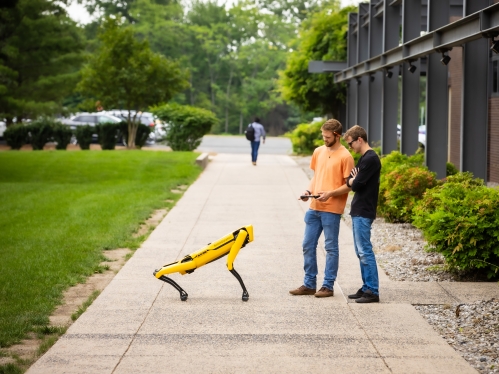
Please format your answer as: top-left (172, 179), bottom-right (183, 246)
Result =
top-left (348, 138), bottom-right (358, 148)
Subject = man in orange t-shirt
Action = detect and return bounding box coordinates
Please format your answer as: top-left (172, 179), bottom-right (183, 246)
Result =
top-left (290, 119), bottom-right (354, 298)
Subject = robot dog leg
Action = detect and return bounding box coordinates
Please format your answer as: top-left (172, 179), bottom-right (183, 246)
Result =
top-left (153, 225), bottom-right (253, 301)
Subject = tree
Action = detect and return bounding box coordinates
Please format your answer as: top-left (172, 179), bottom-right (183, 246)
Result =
top-left (77, 18), bottom-right (189, 148)
top-left (278, 2), bottom-right (354, 117)
top-left (0, 0), bottom-right (83, 125)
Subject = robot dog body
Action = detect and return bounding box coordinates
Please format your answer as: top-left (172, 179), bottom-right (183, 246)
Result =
top-left (154, 225), bottom-right (253, 301)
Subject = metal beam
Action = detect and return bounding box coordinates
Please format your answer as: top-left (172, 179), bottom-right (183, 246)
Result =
top-left (308, 61), bottom-right (347, 73)
top-left (335, 2), bottom-right (499, 83)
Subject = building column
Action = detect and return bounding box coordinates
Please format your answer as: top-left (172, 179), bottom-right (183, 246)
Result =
top-left (426, 0), bottom-right (450, 179)
top-left (400, 0), bottom-right (422, 156)
top-left (460, 0), bottom-right (490, 180)
top-left (356, 4), bottom-right (370, 130)
top-left (367, 1), bottom-right (383, 146)
top-left (346, 13), bottom-right (358, 129)
top-left (381, 0), bottom-right (401, 154)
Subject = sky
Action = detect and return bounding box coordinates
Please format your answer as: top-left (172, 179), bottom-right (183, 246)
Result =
top-left (65, 0), bottom-right (363, 24)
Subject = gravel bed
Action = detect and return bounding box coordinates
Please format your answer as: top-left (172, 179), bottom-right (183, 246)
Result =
top-left (294, 156), bottom-right (498, 373)
top-left (345, 198), bottom-right (499, 374)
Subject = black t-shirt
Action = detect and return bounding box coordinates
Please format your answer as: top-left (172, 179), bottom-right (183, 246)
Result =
top-left (348, 149), bottom-right (381, 220)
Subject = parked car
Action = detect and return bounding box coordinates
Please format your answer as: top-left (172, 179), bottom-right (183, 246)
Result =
top-left (0, 121), bottom-right (5, 139)
top-left (396, 124), bottom-right (426, 148)
top-left (60, 113), bottom-right (123, 129)
top-left (418, 125), bottom-right (426, 147)
top-left (102, 110), bottom-right (160, 144)
top-left (60, 113), bottom-right (123, 144)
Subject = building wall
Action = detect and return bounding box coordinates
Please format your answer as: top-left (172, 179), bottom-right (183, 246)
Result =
top-left (448, 44), bottom-right (462, 170)
top-left (489, 98), bottom-right (499, 183)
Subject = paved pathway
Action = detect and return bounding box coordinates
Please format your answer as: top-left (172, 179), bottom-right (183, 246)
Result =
top-left (29, 153), bottom-right (496, 373)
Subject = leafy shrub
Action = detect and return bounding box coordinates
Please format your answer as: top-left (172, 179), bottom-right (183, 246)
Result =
top-left (413, 172), bottom-right (499, 278)
top-left (75, 125), bottom-right (93, 150)
top-left (95, 122), bottom-right (119, 150)
top-left (27, 118), bottom-right (54, 150)
top-left (378, 164), bottom-right (439, 223)
top-left (118, 122), bottom-right (151, 148)
top-left (4, 124), bottom-right (29, 150)
top-left (285, 121), bottom-right (323, 155)
top-left (153, 103), bottom-right (217, 151)
top-left (446, 161), bottom-right (458, 176)
top-left (52, 123), bottom-right (73, 150)
top-left (377, 151), bottom-right (425, 217)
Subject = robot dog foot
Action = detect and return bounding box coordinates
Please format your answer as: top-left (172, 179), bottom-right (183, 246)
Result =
top-left (229, 268), bottom-right (249, 302)
top-left (158, 275), bottom-right (188, 301)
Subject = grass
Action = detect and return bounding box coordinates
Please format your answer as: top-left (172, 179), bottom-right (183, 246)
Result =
top-left (71, 290), bottom-right (101, 321)
top-left (0, 150), bottom-right (201, 348)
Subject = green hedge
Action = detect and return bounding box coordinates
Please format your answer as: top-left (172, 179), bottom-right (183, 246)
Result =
top-left (4, 124), bottom-right (29, 150)
top-left (153, 103), bottom-right (217, 151)
top-left (285, 121), bottom-right (323, 155)
top-left (95, 122), bottom-right (119, 150)
top-left (378, 164), bottom-right (439, 223)
top-left (52, 123), bottom-right (73, 150)
top-left (27, 119), bottom-right (54, 150)
top-left (75, 125), bottom-right (94, 150)
top-left (413, 172), bottom-right (499, 278)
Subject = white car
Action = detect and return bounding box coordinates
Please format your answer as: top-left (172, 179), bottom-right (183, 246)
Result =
top-left (102, 110), bottom-right (161, 144)
top-left (396, 124), bottom-right (426, 147)
top-left (418, 125), bottom-right (426, 147)
top-left (0, 121), bottom-right (5, 139)
top-left (60, 113), bottom-right (122, 129)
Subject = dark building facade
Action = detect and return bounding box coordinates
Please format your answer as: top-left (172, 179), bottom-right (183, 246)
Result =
top-left (314, 0), bottom-right (499, 183)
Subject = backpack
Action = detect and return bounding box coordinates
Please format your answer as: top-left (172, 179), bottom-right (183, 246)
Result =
top-left (245, 123), bottom-right (255, 141)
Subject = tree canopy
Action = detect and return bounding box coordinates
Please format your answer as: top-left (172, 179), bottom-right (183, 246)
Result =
top-left (278, 3), bottom-right (353, 117)
top-left (0, 0), bottom-right (353, 135)
top-left (0, 0), bottom-right (83, 125)
top-left (77, 18), bottom-right (189, 148)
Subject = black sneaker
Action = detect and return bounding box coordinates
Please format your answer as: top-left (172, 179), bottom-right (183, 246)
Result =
top-left (348, 288), bottom-right (364, 299)
top-left (355, 289), bottom-right (379, 303)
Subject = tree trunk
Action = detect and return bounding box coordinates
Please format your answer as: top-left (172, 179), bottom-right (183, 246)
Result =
top-left (239, 112), bottom-right (243, 134)
top-left (127, 111), bottom-right (138, 149)
top-left (225, 67), bottom-right (233, 133)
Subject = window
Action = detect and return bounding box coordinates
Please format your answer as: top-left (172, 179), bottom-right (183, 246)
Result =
top-left (74, 116), bottom-right (95, 123)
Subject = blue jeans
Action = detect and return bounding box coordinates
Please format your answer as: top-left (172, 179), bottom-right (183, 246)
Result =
top-left (352, 216), bottom-right (379, 295)
top-left (251, 141), bottom-right (260, 162)
top-left (302, 209), bottom-right (341, 290)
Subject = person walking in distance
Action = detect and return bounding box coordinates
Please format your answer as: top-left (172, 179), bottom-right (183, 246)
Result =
top-left (290, 119), bottom-right (354, 298)
top-left (247, 117), bottom-right (265, 165)
top-left (328, 125), bottom-right (381, 303)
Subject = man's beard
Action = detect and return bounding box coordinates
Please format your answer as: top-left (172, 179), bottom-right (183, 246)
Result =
top-left (325, 137), bottom-right (337, 148)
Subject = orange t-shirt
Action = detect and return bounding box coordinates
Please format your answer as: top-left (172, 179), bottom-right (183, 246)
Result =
top-left (308, 145), bottom-right (354, 214)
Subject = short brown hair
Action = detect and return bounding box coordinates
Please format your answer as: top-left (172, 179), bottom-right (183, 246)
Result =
top-left (321, 119), bottom-right (342, 135)
top-left (344, 125), bottom-right (367, 142)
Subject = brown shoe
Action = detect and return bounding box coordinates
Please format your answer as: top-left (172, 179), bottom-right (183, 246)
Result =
top-left (314, 287), bottom-right (334, 298)
top-left (289, 285), bottom-right (316, 295)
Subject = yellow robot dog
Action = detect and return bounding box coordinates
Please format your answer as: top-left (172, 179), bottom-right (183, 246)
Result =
top-left (153, 225), bottom-right (253, 301)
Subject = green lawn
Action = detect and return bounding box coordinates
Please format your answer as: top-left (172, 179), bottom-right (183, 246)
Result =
top-left (0, 150), bottom-right (201, 348)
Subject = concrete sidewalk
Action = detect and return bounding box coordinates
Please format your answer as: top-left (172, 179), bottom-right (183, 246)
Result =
top-left (28, 153), bottom-right (493, 373)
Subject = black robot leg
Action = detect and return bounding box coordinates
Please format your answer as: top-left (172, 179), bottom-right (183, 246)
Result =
top-left (229, 268), bottom-right (249, 301)
top-left (158, 275), bottom-right (188, 301)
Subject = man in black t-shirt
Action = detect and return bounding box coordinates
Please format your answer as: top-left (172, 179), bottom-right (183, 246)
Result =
top-left (328, 125), bottom-right (381, 303)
